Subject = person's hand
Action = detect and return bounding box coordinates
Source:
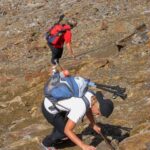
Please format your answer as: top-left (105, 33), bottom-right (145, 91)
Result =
top-left (81, 144), bottom-right (96, 150)
top-left (67, 51), bottom-right (75, 59)
top-left (93, 124), bottom-right (101, 134)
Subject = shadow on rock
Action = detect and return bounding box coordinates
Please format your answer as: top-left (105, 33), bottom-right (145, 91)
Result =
top-left (81, 123), bottom-right (132, 148)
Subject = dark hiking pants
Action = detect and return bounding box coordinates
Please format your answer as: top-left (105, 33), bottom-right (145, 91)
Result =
top-left (48, 43), bottom-right (63, 65)
top-left (41, 102), bottom-right (67, 147)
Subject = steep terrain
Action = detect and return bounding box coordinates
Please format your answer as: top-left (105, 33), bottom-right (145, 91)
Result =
top-left (0, 0), bottom-right (150, 150)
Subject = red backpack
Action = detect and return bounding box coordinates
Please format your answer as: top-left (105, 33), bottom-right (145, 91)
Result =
top-left (46, 24), bottom-right (66, 45)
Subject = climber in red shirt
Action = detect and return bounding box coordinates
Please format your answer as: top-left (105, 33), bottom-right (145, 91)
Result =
top-left (46, 18), bottom-right (77, 73)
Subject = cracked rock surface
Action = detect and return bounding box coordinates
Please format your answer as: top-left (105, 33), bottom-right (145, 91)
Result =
top-left (0, 0), bottom-right (150, 149)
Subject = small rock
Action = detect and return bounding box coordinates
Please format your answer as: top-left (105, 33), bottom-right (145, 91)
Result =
top-left (111, 139), bottom-right (119, 148)
top-left (100, 20), bottom-right (108, 30)
top-left (131, 32), bottom-right (149, 45)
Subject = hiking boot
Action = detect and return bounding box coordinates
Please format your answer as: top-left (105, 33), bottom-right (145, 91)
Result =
top-left (40, 143), bottom-right (57, 150)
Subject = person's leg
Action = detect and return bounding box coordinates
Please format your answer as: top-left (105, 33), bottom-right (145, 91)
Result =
top-left (56, 48), bottom-right (63, 64)
top-left (51, 48), bottom-right (63, 65)
top-left (48, 44), bottom-right (57, 65)
top-left (48, 45), bottom-right (63, 64)
top-left (41, 103), bottom-right (67, 147)
top-left (50, 112), bottom-right (68, 139)
top-left (48, 45), bottom-right (64, 74)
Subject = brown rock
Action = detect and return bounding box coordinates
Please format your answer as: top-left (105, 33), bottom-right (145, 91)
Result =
top-left (119, 131), bottom-right (150, 150)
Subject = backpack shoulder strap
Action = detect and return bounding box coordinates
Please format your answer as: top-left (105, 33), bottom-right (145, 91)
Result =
top-left (48, 97), bottom-right (70, 112)
top-left (63, 76), bottom-right (79, 97)
top-left (82, 95), bottom-right (90, 112)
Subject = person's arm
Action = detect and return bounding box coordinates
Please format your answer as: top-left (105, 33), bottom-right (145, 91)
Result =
top-left (66, 42), bottom-right (74, 57)
top-left (64, 119), bottom-right (96, 150)
top-left (86, 109), bottom-right (101, 134)
top-left (64, 29), bottom-right (75, 58)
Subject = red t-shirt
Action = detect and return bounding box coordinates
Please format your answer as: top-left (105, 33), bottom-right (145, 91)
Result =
top-left (50, 24), bottom-right (72, 48)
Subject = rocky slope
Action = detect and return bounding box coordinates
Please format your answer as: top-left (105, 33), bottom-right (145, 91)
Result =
top-left (0, 0), bottom-right (150, 150)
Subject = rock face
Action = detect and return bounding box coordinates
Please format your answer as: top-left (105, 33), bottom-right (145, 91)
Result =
top-left (119, 132), bottom-right (150, 150)
top-left (0, 0), bottom-right (150, 150)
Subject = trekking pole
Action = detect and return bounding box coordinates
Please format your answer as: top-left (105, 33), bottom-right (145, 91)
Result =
top-left (55, 60), bottom-right (64, 71)
top-left (95, 83), bottom-right (126, 94)
top-left (99, 132), bottom-right (115, 150)
top-left (94, 83), bottom-right (127, 100)
top-left (97, 86), bottom-right (127, 100)
top-left (56, 14), bottom-right (65, 24)
top-left (112, 92), bottom-right (127, 100)
top-left (57, 62), bottom-right (64, 71)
